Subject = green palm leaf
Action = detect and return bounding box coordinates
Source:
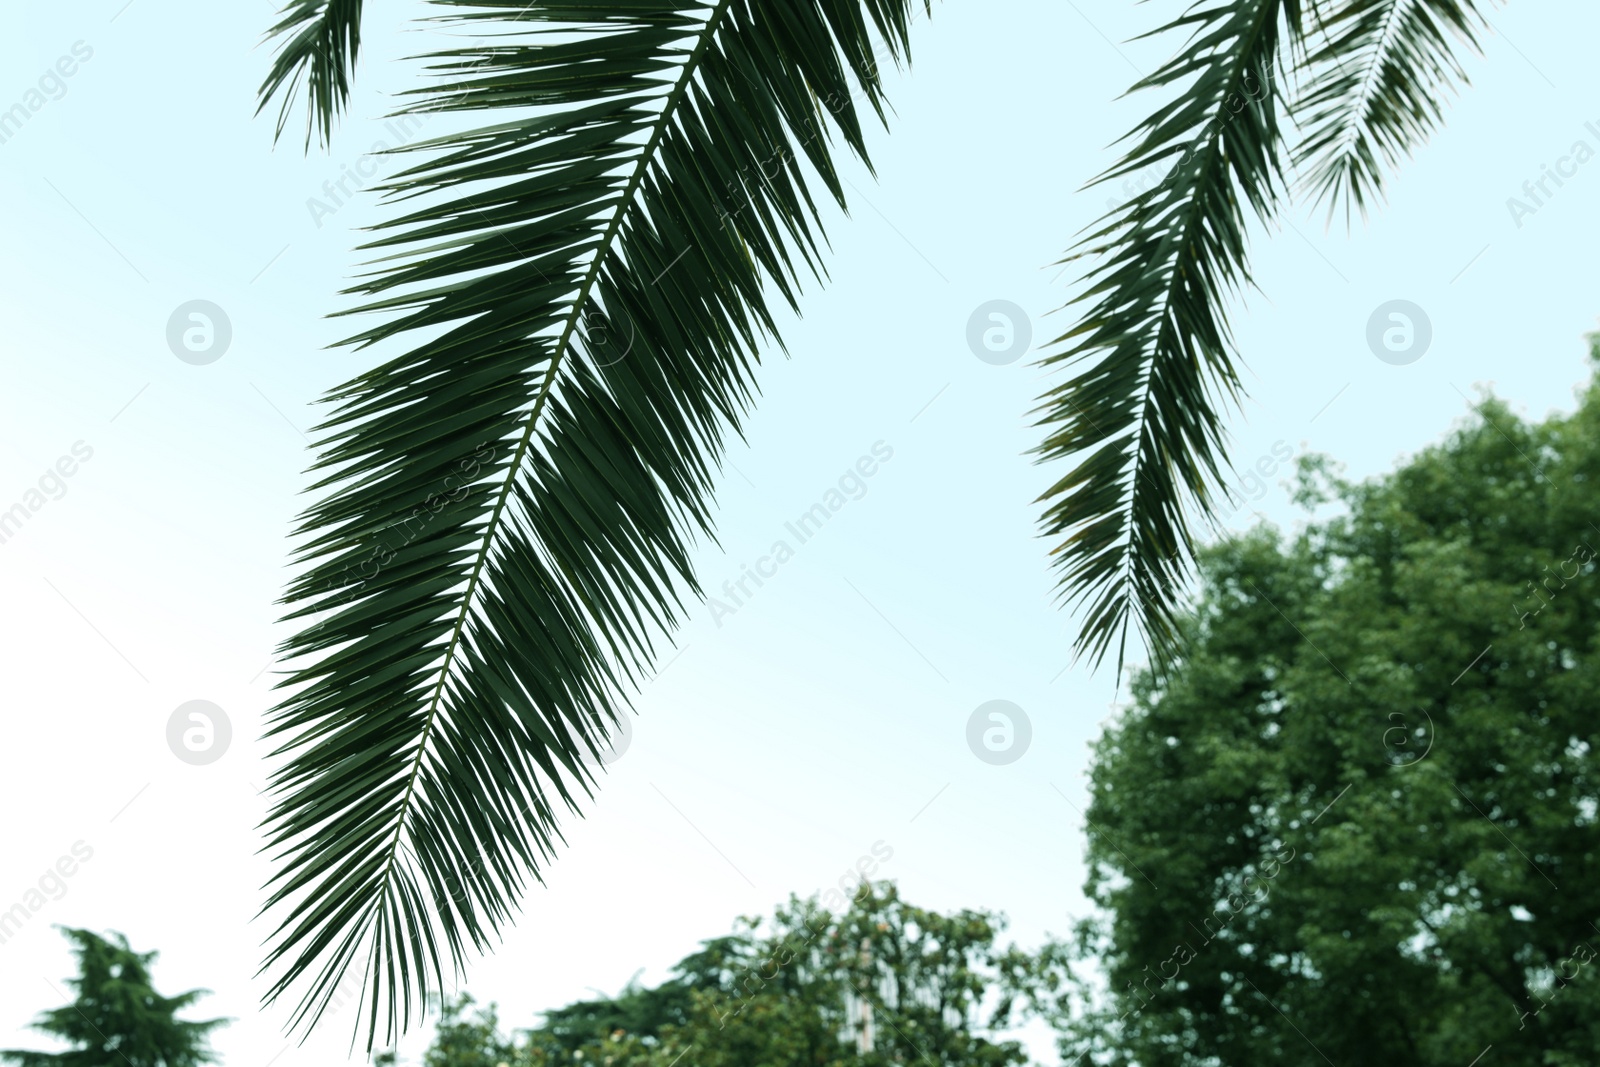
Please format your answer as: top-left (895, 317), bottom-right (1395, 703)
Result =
top-left (1032, 0), bottom-right (1306, 673)
top-left (257, 0), bottom-right (924, 1048)
top-left (1293, 0), bottom-right (1492, 221)
top-left (258, 0), bottom-right (366, 148)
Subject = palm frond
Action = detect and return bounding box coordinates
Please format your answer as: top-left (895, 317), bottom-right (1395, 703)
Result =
top-left (259, 0), bottom-right (926, 1048)
top-left (1293, 0), bottom-right (1492, 222)
top-left (1031, 0), bottom-right (1306, 673)
top-left (258, 0), bottom-right (366, 149)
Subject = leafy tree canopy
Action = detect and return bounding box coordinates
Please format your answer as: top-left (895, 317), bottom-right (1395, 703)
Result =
top-left (420, 882), bottom-right (1067, 1067)
top-left (1, 928), bottom-right (228, 1067)
top-left (1061, 341), bottom-right (1600, 1065)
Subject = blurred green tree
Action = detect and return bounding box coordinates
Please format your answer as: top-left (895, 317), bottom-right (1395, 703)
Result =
top-left (422, 882), bottom-right (1066, 1067)
top-left (2, 927), bottom-right (228, 1067)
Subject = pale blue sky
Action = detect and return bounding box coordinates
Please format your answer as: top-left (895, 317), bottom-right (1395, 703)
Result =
top-left (2, 2), bottom-right (1598, 1065)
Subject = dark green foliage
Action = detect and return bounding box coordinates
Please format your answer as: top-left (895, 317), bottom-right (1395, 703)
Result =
top-left (531, 970), bottom-right (693, 1055)
top-left (1036, 0), bottom-right (1494, 669)
top-left (258, 0), bottom-right (364, 148)
top-left (1, 928), bottom-right (228, 1067)
top-left (424, 997), bottom-right (517, 1067)
top-left (1034, 0), bottom-right (1306, 674)
top-left (1294, 0), bottom-right (1492, 220)
top-left (254, 1), bottom-right (927, 1048)
top-left (1060, 345), bottom-right (1600, 1065)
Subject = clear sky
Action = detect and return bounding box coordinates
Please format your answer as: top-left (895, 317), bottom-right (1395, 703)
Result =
top-left (2, 2), bottom-right (1598, 1065)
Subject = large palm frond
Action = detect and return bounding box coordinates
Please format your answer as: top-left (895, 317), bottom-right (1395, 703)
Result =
top-left (257, 0), bottom-right (924, 1048)
top-left (1032, 0), bottom-right (1307, 673)
top-left (1293, 0), bottom-right (1492, 221)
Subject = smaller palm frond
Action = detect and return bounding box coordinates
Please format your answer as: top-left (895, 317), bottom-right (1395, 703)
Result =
top-left (1293, 0), bottom-right (1493, 222)
top-left (259, 0), bottom-right (366, 149)
top-left (1032, 0), bottom-right (1307, 673)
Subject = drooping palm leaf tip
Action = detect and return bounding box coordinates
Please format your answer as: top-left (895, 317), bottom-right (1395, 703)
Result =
top-left (258, 0), bottom-right (365, 149)
top-left (256, 0), bottom-right (927, 1049)
top-left (1032, 0), bottom-right (1306, 675)
top-left (1033, 0), bottom-right (1490, 674)
top-left (1293, 0), bottom-right (1491, 222)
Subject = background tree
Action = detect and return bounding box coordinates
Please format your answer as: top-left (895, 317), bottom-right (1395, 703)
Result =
top-left (421, 882), bottom-right (1066, 1067)
top-left (423, 996), bottom-right (515, 1067)
top-left (1058, 342), bottom-right (1600, 1065)
top-left (1, 928), bottom-right (228, 1067)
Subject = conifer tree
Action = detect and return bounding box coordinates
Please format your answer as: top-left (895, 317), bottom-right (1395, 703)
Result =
top-left (2, 927), bottom-right (228, 1067)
